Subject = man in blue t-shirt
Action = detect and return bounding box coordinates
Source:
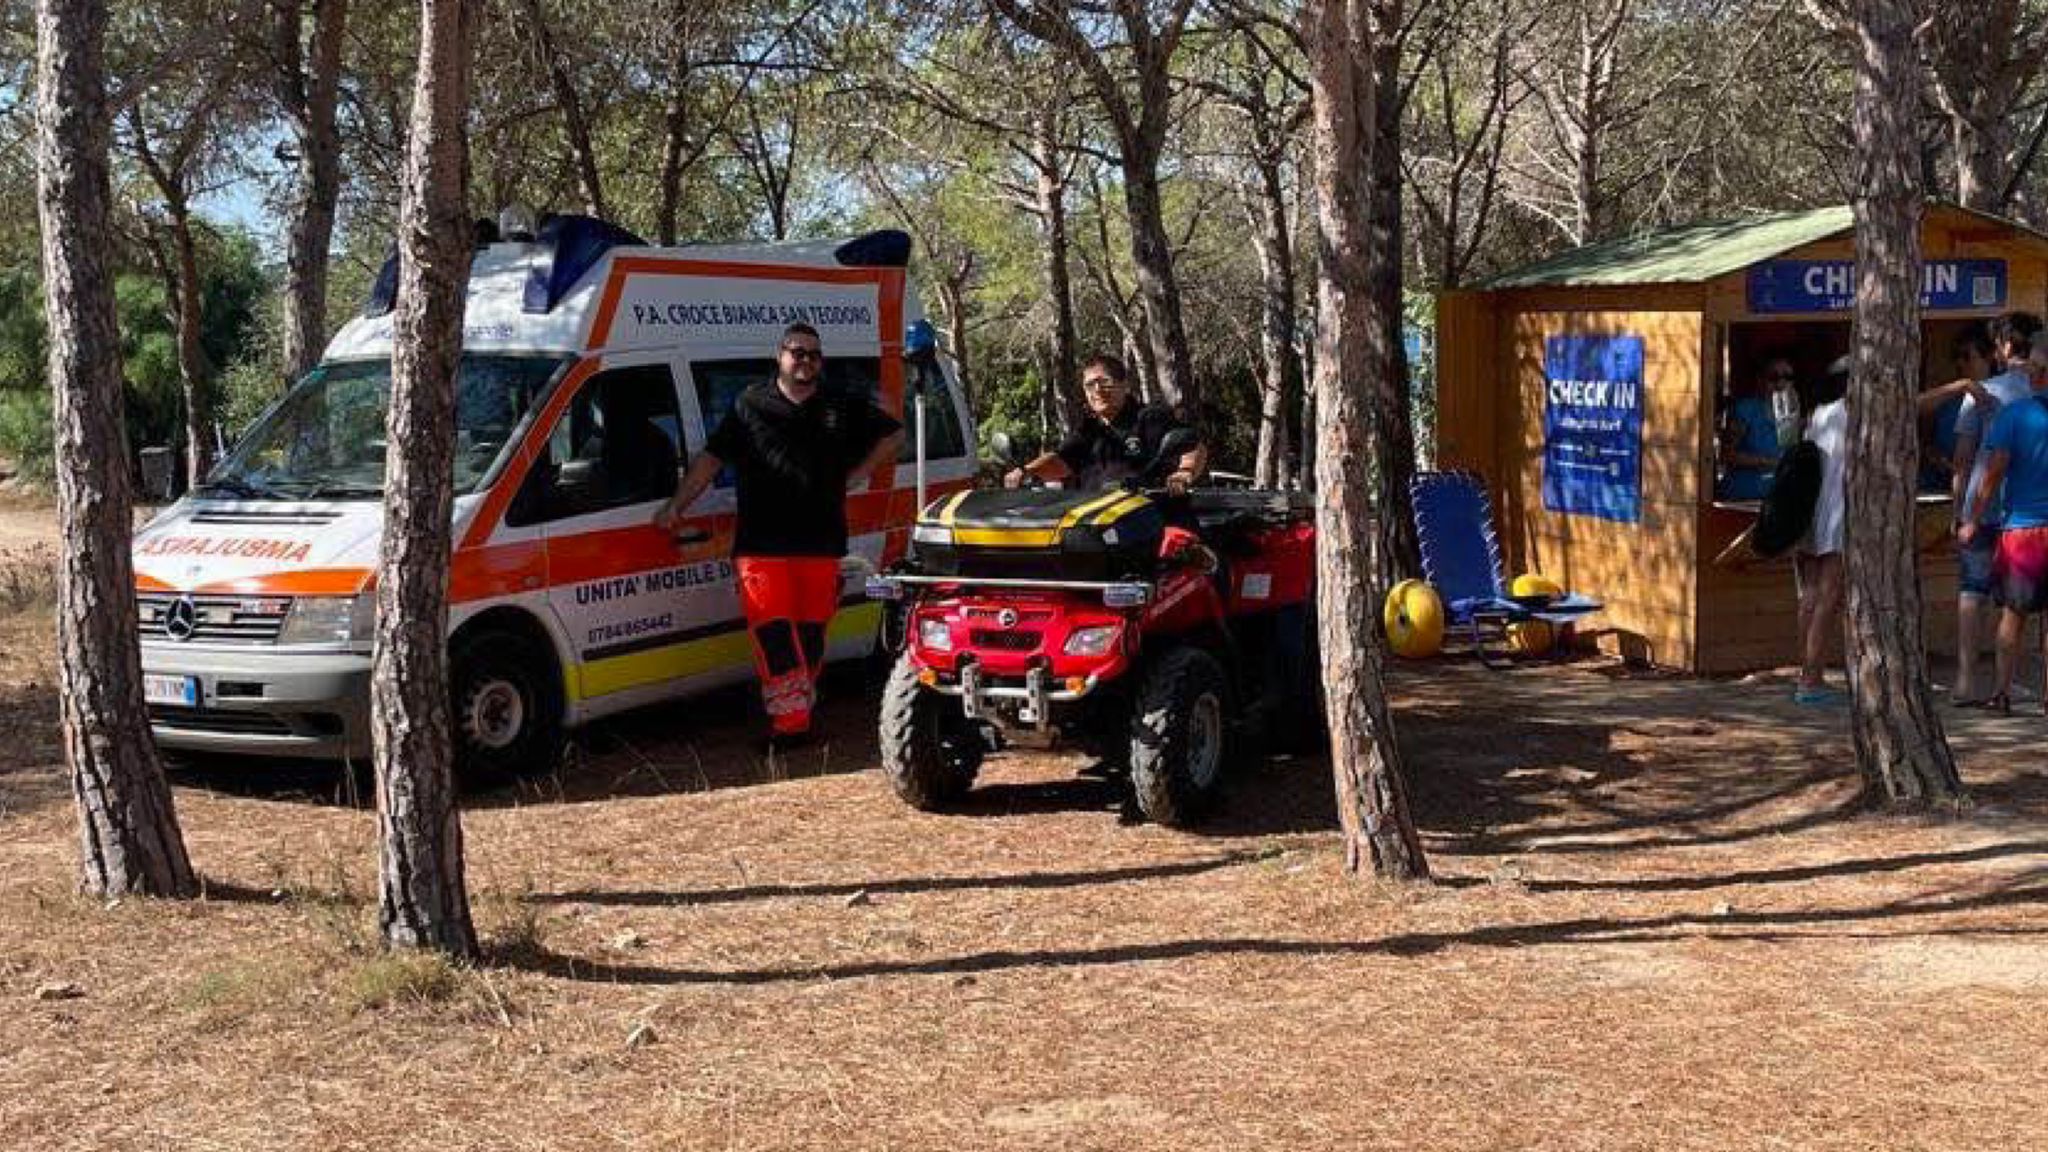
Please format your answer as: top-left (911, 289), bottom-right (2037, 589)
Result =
top-left (1958, 344), bottom-right (2048, 714)
top-left (1716, 359), bottom-right (1801, 501)
top-left (1948, 311), bottom-right (2040, 704)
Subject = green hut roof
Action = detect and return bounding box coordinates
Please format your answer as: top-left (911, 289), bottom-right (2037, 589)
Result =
top-left (1474, 203), bottom-right (2048, 291)
top-left (1477, 207), bottom-right (1855, 290)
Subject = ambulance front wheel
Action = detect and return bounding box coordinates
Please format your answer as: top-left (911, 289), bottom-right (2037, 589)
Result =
top-left (879, 652), bottom-right (983, 810)
top-left (451, 626), bottom-right (566, 788)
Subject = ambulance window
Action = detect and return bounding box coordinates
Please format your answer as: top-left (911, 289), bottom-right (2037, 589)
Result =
top-left (690, 359), bottom-right (776, 488)
top-left (825, 355), bottom-right (966, 460)
top-left (517, 363), bottom-right (682, 524)
top-left (824, 357), bottom-right (883, 404)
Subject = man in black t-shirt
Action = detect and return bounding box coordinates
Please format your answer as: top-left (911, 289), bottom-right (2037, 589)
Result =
top-left (1004, 353), bottom-right (1206, 492)
top-left (657, 323), bottom-right (902, 741)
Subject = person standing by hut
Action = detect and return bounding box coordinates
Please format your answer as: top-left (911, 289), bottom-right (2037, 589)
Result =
top-left (1717, 358), bottom-right (1803, 501)
top-left (1948, 312), bottom-right (2040, 705)
top-left (1794, 356), bottom-right (1852, 706)
top-left (1958, 343), bottom-right (2048, 715)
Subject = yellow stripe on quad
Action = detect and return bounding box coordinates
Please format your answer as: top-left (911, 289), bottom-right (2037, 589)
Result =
top-left (930, 489), bottom-right (973, 526)
top-left (950, 490), bottom-right (1132, 548)
top-left (1082, 494), bottom-right (1152, 527)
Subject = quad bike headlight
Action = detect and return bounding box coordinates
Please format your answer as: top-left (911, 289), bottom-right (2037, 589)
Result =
top-left (911, 524), bottom-right (953, 546)
top-left (917, 616), bottom-right (954, 651)
top-left (1064, 624), bottom-right (1122, 656)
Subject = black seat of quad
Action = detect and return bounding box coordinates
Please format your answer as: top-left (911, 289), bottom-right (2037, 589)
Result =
top-left (1183, 489), bottom-right (1314, 554)
top-left (916, 488), bottom-right (1169, 582)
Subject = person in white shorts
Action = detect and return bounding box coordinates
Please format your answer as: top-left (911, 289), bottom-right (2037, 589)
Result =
top-left (1795, 355), bottom-right (1851, 705)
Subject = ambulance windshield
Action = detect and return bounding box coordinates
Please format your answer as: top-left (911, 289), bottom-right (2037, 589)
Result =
top-left (204, 355), bottom-right (570, 501)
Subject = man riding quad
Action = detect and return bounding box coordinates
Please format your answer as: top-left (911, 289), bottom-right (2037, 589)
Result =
top-left (1004, 353), bottom-right (1208, 494)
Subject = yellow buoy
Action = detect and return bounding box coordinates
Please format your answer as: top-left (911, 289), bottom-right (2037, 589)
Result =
top-left (1383, 579), bottom-right (1446, 658)
top-left (1507, 574), bottom-right (1564, 655)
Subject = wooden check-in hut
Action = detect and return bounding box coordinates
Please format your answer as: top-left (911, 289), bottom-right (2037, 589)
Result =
top-left (1434, 203), bottom-right (2048, 673)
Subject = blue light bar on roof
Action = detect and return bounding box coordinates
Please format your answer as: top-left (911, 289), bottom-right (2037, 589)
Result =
top-left (362, 247), bottom-right (400, 318)
top-left (834, 230), bottom-right (912, 268)
top-left (524, 215), bottom-right (647, 315)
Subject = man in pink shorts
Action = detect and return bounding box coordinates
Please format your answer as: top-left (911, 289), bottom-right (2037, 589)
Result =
top-left (1958, 346), bottom-right (2048, 714)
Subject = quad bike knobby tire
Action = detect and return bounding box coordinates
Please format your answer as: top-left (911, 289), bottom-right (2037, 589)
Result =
top-left (1128, 646), bottom-right (1230, 827)
top-left (879, 651), bottom-right (984, 809)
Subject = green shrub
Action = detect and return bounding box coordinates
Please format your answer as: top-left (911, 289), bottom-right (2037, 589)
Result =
top-left (0, 388), bottom-right (54, 486)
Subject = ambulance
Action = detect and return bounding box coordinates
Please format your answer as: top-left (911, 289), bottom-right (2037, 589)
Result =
top-left (130, 214), bottom-right (977, 778)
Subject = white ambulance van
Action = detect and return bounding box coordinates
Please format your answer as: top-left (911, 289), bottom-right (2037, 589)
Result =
top-left (131, 216), bottom-right (976, 777)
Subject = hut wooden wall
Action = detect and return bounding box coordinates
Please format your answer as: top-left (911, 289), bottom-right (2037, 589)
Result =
top-left (1489, 290), bottom-right (1706, 669)
top-left (1435, 291), bottom-right (1501, 479)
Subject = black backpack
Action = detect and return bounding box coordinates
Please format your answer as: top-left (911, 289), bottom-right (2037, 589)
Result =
top-left (1753, 440), bottom-right (1823, 558)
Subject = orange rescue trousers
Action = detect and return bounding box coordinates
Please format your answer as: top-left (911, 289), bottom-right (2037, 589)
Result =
top-left (736, 557), bottom-right (843, 736)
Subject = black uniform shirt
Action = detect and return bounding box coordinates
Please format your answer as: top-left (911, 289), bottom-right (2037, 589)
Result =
top-left (1055, 401), bottom-right (1191, 488)
top-left (705, 381), bottom-right (901, 557)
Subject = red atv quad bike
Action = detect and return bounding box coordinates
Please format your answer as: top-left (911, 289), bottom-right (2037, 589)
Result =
top-left (865, 436), bottom-right (1322, 827)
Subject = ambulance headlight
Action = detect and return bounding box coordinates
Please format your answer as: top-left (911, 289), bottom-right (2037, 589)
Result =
top-left (911, 524), bottom-right (953, 547)
top-left (917, 617), bottom-right (953, 652)
top-left (278, 594), bottom-right (374, 646)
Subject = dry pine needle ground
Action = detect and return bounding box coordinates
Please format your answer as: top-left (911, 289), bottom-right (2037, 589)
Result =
top-left (0, 586), bottom-right (2042, 1151)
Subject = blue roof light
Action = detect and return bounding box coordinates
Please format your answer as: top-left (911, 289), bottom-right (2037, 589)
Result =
top-left (835, 229), bottom-right (912, 268)
top-left (524, 215), bottom-right (647, 315)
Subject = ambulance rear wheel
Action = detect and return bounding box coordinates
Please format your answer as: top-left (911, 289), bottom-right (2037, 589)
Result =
top-left (451, 627), bottom-right (565, 788)
top-left (1128, 646), bottom-right (1230, 828)
top-left (879, 653), bottom-right (982, 810)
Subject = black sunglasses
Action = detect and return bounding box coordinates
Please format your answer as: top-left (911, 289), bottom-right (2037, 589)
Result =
top-left (782, 345), bottom-right (823, 361)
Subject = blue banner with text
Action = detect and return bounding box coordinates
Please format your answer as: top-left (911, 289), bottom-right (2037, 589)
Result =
top-left (1542, 334), bottom-right (1644, 524)
top-left (1746, 259), bottom-right (2006, 314)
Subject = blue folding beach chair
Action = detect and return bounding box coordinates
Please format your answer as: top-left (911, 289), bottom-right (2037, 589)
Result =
top-left (1411, 471), bottom-right (1601, 665)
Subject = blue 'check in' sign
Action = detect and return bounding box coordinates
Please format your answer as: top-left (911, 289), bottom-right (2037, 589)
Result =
top-left (1747, 259), bottom-right (2007, 314)
top-left (1542, 335), bottom-right (1644, 524)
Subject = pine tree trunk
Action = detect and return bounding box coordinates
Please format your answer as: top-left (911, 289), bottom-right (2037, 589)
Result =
top-left (1250, 152), bottom-right (1301, 489)
top-left (1953, 114), bottom-right (2014, 213)
top-left (1305, 0), bottom-right (1429, 881)
top-left (1368, 6), bottom-right (1420, 589)
top-left (170, 206), bottom-right (210, 490)
top-left (374, 0), bottom-right (478, 956)
top-left (1121, 148), bottom-right (1198, 415)
top-left (655, 8), bottom-right (691, 247)
top-left (35, 0), bottom-right (196, 899)
top-left (1033, 118), bottom-right (1084, 434)
top-left (1845, 0), bottom-right (1964, 807)
top-left (939, 276), bottom-right (972, 409)
top-left (523, 0), bottom-right (605, 220)
top-left (278, 0), bottom-right (348, 380)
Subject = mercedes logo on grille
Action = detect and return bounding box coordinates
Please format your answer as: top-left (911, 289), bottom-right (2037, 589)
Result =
top-left (997, 608), bottom-right (1020, 629)
top-left (163, 595), bottom-right (199, 642)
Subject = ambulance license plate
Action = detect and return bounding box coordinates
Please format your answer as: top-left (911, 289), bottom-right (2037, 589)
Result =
top-left (143, 675), bottom-right (200, 707)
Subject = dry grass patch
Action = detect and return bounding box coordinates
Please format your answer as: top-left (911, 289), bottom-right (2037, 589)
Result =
top-left (1, 651), bottom-right (2044, 1151)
